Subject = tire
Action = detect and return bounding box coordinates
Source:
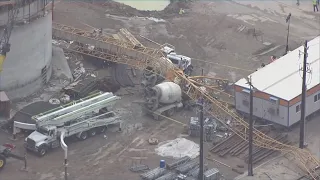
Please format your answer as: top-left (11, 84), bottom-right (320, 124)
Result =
top-left (0, 155), bottom-right (6, 171)
top-left (98, 126), bottom-right (107, 134)
top-left (89, 129), bottom-right (97, 136)
top-left (166, 108), bottom-right (175, 117)
top-left (79, 131), bottom-right (88, 141)
top-left (37, 146), bottom-right (47, 157)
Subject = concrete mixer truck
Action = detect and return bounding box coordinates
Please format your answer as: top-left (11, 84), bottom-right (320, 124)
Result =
top-left (144, 81), bottom-right (183, 120)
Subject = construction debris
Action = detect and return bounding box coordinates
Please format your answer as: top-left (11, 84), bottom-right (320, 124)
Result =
top-left (189, 116), bottom-right (226, 142)
top-left (155, 138), bottom-right (199, 159)
top-left (63, 76), bottom-right (98, 99)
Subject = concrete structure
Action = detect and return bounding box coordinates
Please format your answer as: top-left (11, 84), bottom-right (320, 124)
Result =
top-left (0, 0), bottom-right (52, 99)
top-left (234, 36), bottom-right (320, 127)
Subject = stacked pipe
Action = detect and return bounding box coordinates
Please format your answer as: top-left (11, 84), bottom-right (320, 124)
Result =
top-left (166, 156), bottom-right (191, 170)
top-left (140, 167), bottom-right (167, 180)
top-left (204, 168), bottom-right (220, 180)
top-left (154, 172), bottom-right (177, 180)
top-left (176, 160), bottom-right (199, 174)
top-left (187, 166), bottom-right (200, 178)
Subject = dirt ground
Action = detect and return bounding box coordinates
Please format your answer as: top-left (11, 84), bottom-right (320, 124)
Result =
top-left (1, 0), bottom-right (320, 180)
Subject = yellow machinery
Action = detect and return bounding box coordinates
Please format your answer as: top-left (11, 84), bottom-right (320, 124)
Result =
top-left (0, 0), bottom-right (19, 72)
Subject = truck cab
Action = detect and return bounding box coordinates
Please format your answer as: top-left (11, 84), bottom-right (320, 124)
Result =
top-left (24, 126), bottom-right (59, 156)
top-left (160, 45), bottom-right (193, 76)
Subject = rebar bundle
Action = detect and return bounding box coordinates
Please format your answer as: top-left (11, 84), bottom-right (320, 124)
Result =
top-left (140, 167), bottom-right (167, 180)
top-left (166, 156), bottom-right (191, 170)
top-left (176, 160), bottom-right (199, 174)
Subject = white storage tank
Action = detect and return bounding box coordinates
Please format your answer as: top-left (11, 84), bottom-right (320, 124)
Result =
top-left (0, 0), bottom-right (52, 99)
top-left (153, 82), bottom-right (182, 104)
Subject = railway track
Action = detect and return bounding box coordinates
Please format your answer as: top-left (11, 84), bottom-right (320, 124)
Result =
top-left (52, 22), bottom-right (320, 179)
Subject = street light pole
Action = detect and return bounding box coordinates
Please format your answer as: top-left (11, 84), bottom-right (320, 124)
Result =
top-left (285, 13), bottom-right (291, 55)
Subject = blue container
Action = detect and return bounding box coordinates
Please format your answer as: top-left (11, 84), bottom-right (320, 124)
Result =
top-left (160, 160), bottom-right (166, 168)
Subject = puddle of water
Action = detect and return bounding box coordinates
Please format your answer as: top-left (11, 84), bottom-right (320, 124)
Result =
top-left (114, 0), bottom-right (170, 11)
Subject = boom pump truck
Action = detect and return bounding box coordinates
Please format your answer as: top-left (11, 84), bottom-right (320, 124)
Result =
top-left (17, 92), bottom-right (122, 157)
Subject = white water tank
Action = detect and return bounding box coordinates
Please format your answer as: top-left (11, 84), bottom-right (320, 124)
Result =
top-left (153, 82), bottom-right (182, 104)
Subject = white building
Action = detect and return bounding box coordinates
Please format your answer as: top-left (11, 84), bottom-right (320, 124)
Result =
top-left (234, 36), bottom-right (320, 127)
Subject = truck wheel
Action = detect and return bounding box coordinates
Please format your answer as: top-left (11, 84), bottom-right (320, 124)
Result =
top-left (98, 126), bottom-right (107, 134)
top-left (0, 155), bottom-right (6, 171)
top-left (79, 131), bottom-right (88, 141)
top-left (38, 146), bottom-right (47, 157)
top-left (166, 108), bottom-right (175, 117)
top-left (89, 129), bottom-right (97, 136)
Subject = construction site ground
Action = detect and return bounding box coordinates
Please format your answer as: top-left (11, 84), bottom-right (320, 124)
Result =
top-left (1, 0), bottom-right (320, 180)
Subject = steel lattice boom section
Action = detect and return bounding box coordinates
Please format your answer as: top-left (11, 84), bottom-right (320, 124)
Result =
top-left (52, 22), bottom-right (320, 179)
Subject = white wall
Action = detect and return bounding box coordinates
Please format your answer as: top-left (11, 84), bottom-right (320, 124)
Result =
top-left (1, 12), bottom-right (52, 91)
top-left (235, 91), bottom-right (289, 126)
top-left (288, 90), bottom-right (320, 126)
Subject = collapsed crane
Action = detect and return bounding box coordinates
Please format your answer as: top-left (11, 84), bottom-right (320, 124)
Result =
top-left (52, 23), bottom-right (320, 179)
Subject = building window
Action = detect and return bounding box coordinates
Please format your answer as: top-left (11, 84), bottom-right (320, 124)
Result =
top-left (313, 93), bottom-right (320, 102)
top-left (269, 97), bottom-right (279, 104)
top-left (296, 104), bottom-right (301, 113)
top-left (242, 89), bottom-right (250, 94)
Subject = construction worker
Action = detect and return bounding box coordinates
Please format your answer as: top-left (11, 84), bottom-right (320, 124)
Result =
top-left (313, 0), bottom-right (319, 12)
top-left (179, 8), bottom-right (185, 15)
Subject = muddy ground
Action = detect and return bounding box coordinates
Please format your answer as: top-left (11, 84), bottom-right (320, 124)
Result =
top-left (1, 0), bottom-right (320, 180)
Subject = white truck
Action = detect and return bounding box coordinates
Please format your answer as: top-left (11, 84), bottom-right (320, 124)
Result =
top-left (20, 92), bottom-right (121, 157)
top-left (144, 81), bottom-right (183, 120)
top-left (161, 44), bottom-right (193, 76)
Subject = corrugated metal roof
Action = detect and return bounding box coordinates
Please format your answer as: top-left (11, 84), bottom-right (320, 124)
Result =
top-left (235, 36), bottom-right (320, 101)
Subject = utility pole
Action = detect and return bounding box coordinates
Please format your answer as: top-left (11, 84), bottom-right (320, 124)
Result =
top-left (247, 76), bottom-right (254, 176)
top-left (198, 68), bottom-right (204, 180)
top-left (52, 0), bottom-right (54, 21)
top-left (285, 13), bottom-right (291, 55)
top-left (299, 40), bottom-right (308, 149)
